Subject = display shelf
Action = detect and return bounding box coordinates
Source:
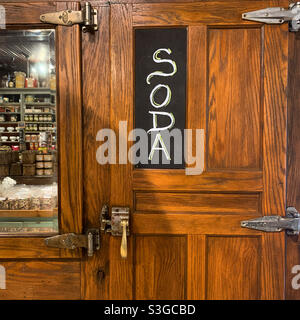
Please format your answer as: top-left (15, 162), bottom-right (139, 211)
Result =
top-left (0, 88), bottom-right (56, 94)
top-left (0, 103), bottom-right (20, 106)
top-left (0, 175), bottom-right (56, 185)
top-left (0, 208), bottom-right (58, 218)
top-left (0, 112), bottom-right (20, 115)
top-left (0, 141), bottom-right (19, 143)
top-left (24, 112), bottom-right (54, 115)
top-left (25, 103), bottom-right (54, 106)
top-left (0, 122), bottom-right (19, 125)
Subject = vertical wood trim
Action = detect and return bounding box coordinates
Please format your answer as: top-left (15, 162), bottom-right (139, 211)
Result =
top-left (187, 26), bottom-right (207, 171)
top-left (286, 31), bottom-right (300, 300)
top-left (56, 2), bottom-right (83, 235)
top-left (81, 5), bottom-right (111, 300)
top-left (261, 24), bottom-right (288, 299)
top-left (109, 3), bottom-right (134, 300)
top-left (187, 235), bottom-right (206, 300)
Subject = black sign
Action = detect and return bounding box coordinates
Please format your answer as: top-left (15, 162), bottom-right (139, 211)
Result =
top-left (134, 28), bottom-right (187, 169)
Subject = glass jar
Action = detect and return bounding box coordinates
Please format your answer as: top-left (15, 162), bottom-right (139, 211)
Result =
top-left (14, 72), bottom-right (26, 88)
top-left (50, 75), bottom-right (56, 91)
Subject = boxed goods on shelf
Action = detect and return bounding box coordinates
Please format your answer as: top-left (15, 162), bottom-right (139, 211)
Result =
top-left (0, 151), bottom-right (11, 164)
top-left (0, 165), bottom-right (9, 176)
top-left (10, 162), bottom-right (22, 176)
top-left (22, 151), bottom-right (36, 164)
top-left (22, 164), bottom-right (35, 176)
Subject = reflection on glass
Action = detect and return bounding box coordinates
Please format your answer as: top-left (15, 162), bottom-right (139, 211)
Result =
top-left (0, 29), bottom-right (58, 235)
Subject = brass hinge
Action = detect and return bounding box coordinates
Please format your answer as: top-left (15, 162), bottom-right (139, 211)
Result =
top-left (40, 2), bottom-right (98, 33)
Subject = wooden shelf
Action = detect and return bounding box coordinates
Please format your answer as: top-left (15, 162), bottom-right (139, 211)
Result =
top-left (0, 103), bottom-right (20, 106)
top-left (0, 175), bottom-right (57, 185)
top-left (0, 141), bottom-right (19, 144)
top-left (25, 103), bottom-right (55, 106)
top-left (0, 88), bottom-right (56, 94)
top-left (0, 208), bottom-right (58, 218)
top-left (0, 112), bottom-right (20, 115)
top-left (25, 122), bottom-right (54, 124)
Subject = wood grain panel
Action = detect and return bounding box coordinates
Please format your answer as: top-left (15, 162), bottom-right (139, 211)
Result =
top-left (0, 238), bottom-right (80, 258)
top-left (207, 28), bottom-right (261, 169)
top-left (133, 213), bottom-right (261, 235)
top-left (187, 235), bottom-right (205, 300)
top-left (2, 2), bottom-right (56, 25)
top-left (187, 26), bottom-right (207, 171)
top-left (206, 236), bottom-right (261, 300)
top-left (135, 192), bottom-right (260, 214)
top-left (286, 32), bottom-right (300, 300)
top-left (133, 169), bottom-right (262, 191)
top-left (132, 1), bottom-right (288, 26)
top-left (261, 233), bottom-right (285, 299)
top-left (56, 2), bottom-right (83, 234)
top-left (260, 24), bottom-right (287, 300)
top-left (262, 24), bottom-right (288, 215)
top-left (81, 5), bottom-right (111, 300)
top-left (109, 4), bottom-right (134, 300)
top-left (135, 236), bottom-right (186, 300)
top-left (0, 261), bottom-right (80, 299)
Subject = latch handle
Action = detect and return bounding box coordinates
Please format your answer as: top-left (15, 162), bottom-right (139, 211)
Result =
top-left (120, 220), bottom-right (128, 259)
top-left (101, 205), bottom-right (130, 259)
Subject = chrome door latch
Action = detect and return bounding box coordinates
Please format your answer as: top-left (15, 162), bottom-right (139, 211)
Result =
top-left (242, 2), bottom-right (300, 32)
top-left (101, 205), bottom-right (130, 259)
top-left (40, 2), bottom-right (98, 33)
top-left (241, 207), bottom-right (300, 235)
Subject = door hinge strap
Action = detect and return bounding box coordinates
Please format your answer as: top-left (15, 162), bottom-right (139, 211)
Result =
top-left (242, 2), bottom-right (300, 32)
top-left (241, 207), bottom-right (300, 235)
top-left (44, 228), bottom-right (100, 256)
top-left (40, 2), bottom-right (98, 33)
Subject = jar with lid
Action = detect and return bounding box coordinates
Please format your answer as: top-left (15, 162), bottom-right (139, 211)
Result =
top-left (0, 115), bottom-right (5, 122)
top-left (34, 115), bottom-right (39, 122)
top-left (14, 72), bottom-right (26, 88)
top-left (25, 95), bottom-right (34, 103)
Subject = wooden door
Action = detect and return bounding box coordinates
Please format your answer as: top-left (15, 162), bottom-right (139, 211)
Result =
top-left (107, 0), bottom-right (289, 300)
top-left (0, 1), bottom-right (82, 299)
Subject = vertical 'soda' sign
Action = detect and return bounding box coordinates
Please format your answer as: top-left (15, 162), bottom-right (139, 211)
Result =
top-left (147, 48), bottom-right (177, 160)
top-left (135, 28), bottom-right (187, 168)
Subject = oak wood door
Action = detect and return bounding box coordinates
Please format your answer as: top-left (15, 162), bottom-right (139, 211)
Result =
top-left (0, 1), bottom-right (82, 299)
top-left (108, 0), bottom-right (289, 300)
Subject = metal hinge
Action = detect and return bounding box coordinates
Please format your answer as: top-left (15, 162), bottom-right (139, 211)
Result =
top-left (44, 205), bottom-right (130, 257)
top-left (242, 2), bottom-right (300, 32)
top-left (44, 228), bottom-right (100, 257)
top-left (241, 207), bottom-right (300, 235)
top-left (40, 2), bottom-right (98, 33)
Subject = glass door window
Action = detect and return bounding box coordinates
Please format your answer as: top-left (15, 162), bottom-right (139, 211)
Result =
top-left (0, 29), bottom-right (58, 235)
